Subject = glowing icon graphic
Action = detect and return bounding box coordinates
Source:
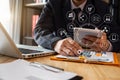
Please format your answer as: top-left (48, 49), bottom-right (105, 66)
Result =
top-left (112, 35), bottom-right (117, 41)
top-left (106, 17), bottom-right (111, 22)
top-left (68, 13), bottom-right (74, 18)
top-left (101, 25), bottom-right (110, 34)
top-left (109, 33), bottom-right (119, 42)
top-left (66, 11), bottom-right (75, 20)
top-left (86, 4), bottom-right (95, 14)
top-left (88, 7), bottom-right (92, 12)
top-left (103, 27), bottom-right (108, 32)
top-left (57, 28), bottom-right (69, 38)
top-left (78, 13), bottom-right (87, 23)
top-left (104, 14), bottom-right (112, 23)
top-left (67, 23), bottom-right (75, 32)
top-left (91, 14), bottom-right (101, 23)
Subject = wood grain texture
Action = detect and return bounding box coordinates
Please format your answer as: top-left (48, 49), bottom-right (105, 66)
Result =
top-left (0, 54), bottom-right (120, 80)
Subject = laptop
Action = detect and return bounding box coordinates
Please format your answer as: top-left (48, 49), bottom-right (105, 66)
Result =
top-left (0, 22), bottom-right (55, 58)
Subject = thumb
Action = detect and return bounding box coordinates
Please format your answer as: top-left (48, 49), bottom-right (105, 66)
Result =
top-left (101, 32), bottom-right (107, 40)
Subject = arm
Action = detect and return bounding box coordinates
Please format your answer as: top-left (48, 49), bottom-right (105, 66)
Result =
top-left (34, 1), bottom-right (61, 50)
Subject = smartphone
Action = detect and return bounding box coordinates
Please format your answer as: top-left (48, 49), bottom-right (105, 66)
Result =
top-left (74, 28), bottom-right (103, 47)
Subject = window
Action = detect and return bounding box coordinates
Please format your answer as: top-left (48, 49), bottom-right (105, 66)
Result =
top-left (0, 0), bottom-right (23, 44)
top-left (0, 0), bottom-right (10, 33)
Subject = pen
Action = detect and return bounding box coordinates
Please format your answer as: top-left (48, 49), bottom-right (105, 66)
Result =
top-left (30, 62), bottom-right (64, 73)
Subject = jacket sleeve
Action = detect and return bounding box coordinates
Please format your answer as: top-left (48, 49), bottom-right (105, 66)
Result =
top-left (33, 1), bottom-right (61, 50)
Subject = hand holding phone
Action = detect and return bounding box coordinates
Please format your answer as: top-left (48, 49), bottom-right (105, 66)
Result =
top-left (74, 28), bottom-right (110, 52)
top-left (74, 28), bottom-right (103, 47)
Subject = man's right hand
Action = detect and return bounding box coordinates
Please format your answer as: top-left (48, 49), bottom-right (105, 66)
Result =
top-left (54, 38), bottom-right (82, 56)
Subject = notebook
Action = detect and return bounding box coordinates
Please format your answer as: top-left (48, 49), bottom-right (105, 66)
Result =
top-left (0, 22), bottom-right (55, 58)
top-left (51, 51), bottom-right (119, 66)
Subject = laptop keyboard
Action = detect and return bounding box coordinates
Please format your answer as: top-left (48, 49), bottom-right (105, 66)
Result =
top-left (18, 48), bottom-right (43, 54)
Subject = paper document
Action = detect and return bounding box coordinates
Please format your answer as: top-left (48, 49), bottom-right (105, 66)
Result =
top-left (0, 59), bottom-right (78, 80)
top-left (56, 51), bottom-right (114, 62)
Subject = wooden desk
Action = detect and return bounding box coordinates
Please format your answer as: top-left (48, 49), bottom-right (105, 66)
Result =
top-left (0, 54), bottom-right (120, 80)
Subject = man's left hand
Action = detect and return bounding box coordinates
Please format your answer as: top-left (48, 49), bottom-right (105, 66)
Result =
top-left (82, 32), bottom-right (110, 52)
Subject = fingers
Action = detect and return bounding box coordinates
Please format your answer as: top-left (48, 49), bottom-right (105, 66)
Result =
top-left (81, 38), bottom-right (93, 46)
top-left (81, 32), bottom-right (110, 52)
top-left (63, 38), bottom-right (82, 56)
top-left (99, 40), bottom-right (110, 51)
top-left (83, 35), bottom-right (98, 42)
top-left (89, 32), bottom-right (110, 52)
top-left (82, 35), bottom-right (98, 47)
top-left (67, 38), bottom-right (82, 50)
top-left (60, 47), bottom-right (75, 56)
top-left (101, 32), bottom-right (107, 40)
top-left (90, 40), bottom-right (103, 52)
top-left (59, 48), bottom-right (71, 56)
top-left (54, 38), bottom-right (82, 56)
top-left (82, 32), bottom-right (107, 44)
top-left (68, 38), bottom-right (82, 50)
top-left (98, 33), bottom-right (110, 51)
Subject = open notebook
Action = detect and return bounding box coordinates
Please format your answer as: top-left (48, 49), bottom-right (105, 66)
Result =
top-left (51, 51), bottom-right (119, 66)
top-left (0, 22), bottom-right (55, 58)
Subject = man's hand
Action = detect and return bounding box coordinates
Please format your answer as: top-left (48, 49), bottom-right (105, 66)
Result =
top-left (82, 32), bottom-right (110, 52)
top-left (54, 38), bottom-right (82, 56)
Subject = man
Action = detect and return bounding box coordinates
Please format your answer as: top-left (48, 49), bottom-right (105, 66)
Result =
top-left (34, 0), bottom-right (120, 56)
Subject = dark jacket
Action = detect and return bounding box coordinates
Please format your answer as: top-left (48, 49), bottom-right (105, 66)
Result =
top-left (34, 0), bottom-right (120, 52)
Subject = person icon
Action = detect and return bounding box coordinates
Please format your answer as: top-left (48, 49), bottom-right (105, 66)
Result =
top-left (86, 4), bottom-right (95, 14)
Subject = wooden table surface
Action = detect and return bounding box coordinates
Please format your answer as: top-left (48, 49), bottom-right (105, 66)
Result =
top-left (0, 54), bottom-right (120, 80)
